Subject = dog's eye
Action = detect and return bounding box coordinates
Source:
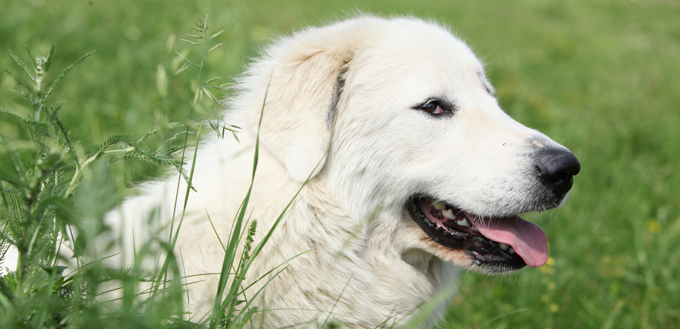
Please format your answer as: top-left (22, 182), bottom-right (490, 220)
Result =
top-left (414, 99), bottom-right (454, 116)
top-left (413, 98), bottom-right (456, 117)
top-left (423, 102), bottom-right (443, 115)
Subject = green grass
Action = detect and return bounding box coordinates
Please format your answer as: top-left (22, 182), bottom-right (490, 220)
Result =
top-left (1, 0), bottom-right (679, 328)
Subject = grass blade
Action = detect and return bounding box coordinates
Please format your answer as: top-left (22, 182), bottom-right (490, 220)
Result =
top-left (6, 47), bottom-right (34, 81)
top-left (206, 42), bottom-right (224, 55)
top-left (209, 30), bottom-right (224, 40)
top-left (44, 43), bottom-right (56, 71)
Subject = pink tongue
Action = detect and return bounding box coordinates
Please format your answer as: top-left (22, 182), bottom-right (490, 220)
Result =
top-left (467, 214), bottom-right (548, 268)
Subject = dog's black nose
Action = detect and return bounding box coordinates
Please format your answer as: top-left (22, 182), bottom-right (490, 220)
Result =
top-left (536, 147), bottom-right (580, 197)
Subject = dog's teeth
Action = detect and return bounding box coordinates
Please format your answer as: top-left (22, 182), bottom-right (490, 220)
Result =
top-left (431, 201), bottom-right (446, 210)
top-left (471, 226), bottom-right (479, 232)
top-left (442, 209), bottom-right (454, 219)
top-left (508, 247), bottom-right (515, 254)
top-left (499, 243), bottom-right (509, 251)
top-left (456, 218), bottom-right (470, 227)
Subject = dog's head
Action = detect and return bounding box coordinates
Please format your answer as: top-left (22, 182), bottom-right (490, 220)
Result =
top-left (237, 16), bottom-right (579, 273)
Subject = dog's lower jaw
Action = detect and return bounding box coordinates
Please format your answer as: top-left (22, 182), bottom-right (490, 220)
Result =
top-left (400, 249), bottom-right (461, 326)
top-left (400, 248), bottom-right (460, 293)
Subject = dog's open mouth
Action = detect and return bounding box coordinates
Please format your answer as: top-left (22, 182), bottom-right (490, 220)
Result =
top-left (407, 197), bottom-right (548, 270)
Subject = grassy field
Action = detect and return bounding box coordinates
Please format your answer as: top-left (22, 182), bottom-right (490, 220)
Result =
top-left (1, 0), bottom-right (679, 328)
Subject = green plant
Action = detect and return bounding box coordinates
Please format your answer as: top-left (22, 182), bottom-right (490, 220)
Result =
top-left (0, 15), bottom-right (303, 328)
top-left (0, 43), bottom-right (192, 327)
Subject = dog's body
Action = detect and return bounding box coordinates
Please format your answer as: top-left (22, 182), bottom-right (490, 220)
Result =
top-left (105, 16), bottom-right (580, 327)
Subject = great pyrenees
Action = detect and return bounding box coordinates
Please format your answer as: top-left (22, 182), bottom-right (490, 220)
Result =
top-left (105, 15), bottom-right (580, 327)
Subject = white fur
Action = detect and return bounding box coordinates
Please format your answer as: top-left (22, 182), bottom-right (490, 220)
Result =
top-left (5, 15), bottom-right (572, 327)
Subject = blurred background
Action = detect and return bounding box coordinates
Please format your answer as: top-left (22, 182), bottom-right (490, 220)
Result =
top-left (1, 0), bottom-right (678, 328)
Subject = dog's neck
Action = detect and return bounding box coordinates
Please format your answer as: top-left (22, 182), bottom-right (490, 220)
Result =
top-left (242, 176), bottom-right (457, 326)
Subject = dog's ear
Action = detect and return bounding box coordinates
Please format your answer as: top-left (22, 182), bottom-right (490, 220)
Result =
top-left (249, 27), bottom-right (357, 183)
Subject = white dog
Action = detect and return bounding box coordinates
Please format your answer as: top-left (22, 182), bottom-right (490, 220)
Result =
top-left (104, 15), bottom-right (580, 327)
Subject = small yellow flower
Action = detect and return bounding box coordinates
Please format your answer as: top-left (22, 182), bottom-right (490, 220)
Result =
top-left (550, 304), bottom-right (559, 312)
top-left (541, 266), bottom-right (555, 275)
top-left (645, 220), bottom-right (661, 234)
top-left (541, 294), bottom-right (549, 303)
top-left (546, 257), bottom-right (555, 266)
top-left (548, 282), bottom-right (556, 290)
